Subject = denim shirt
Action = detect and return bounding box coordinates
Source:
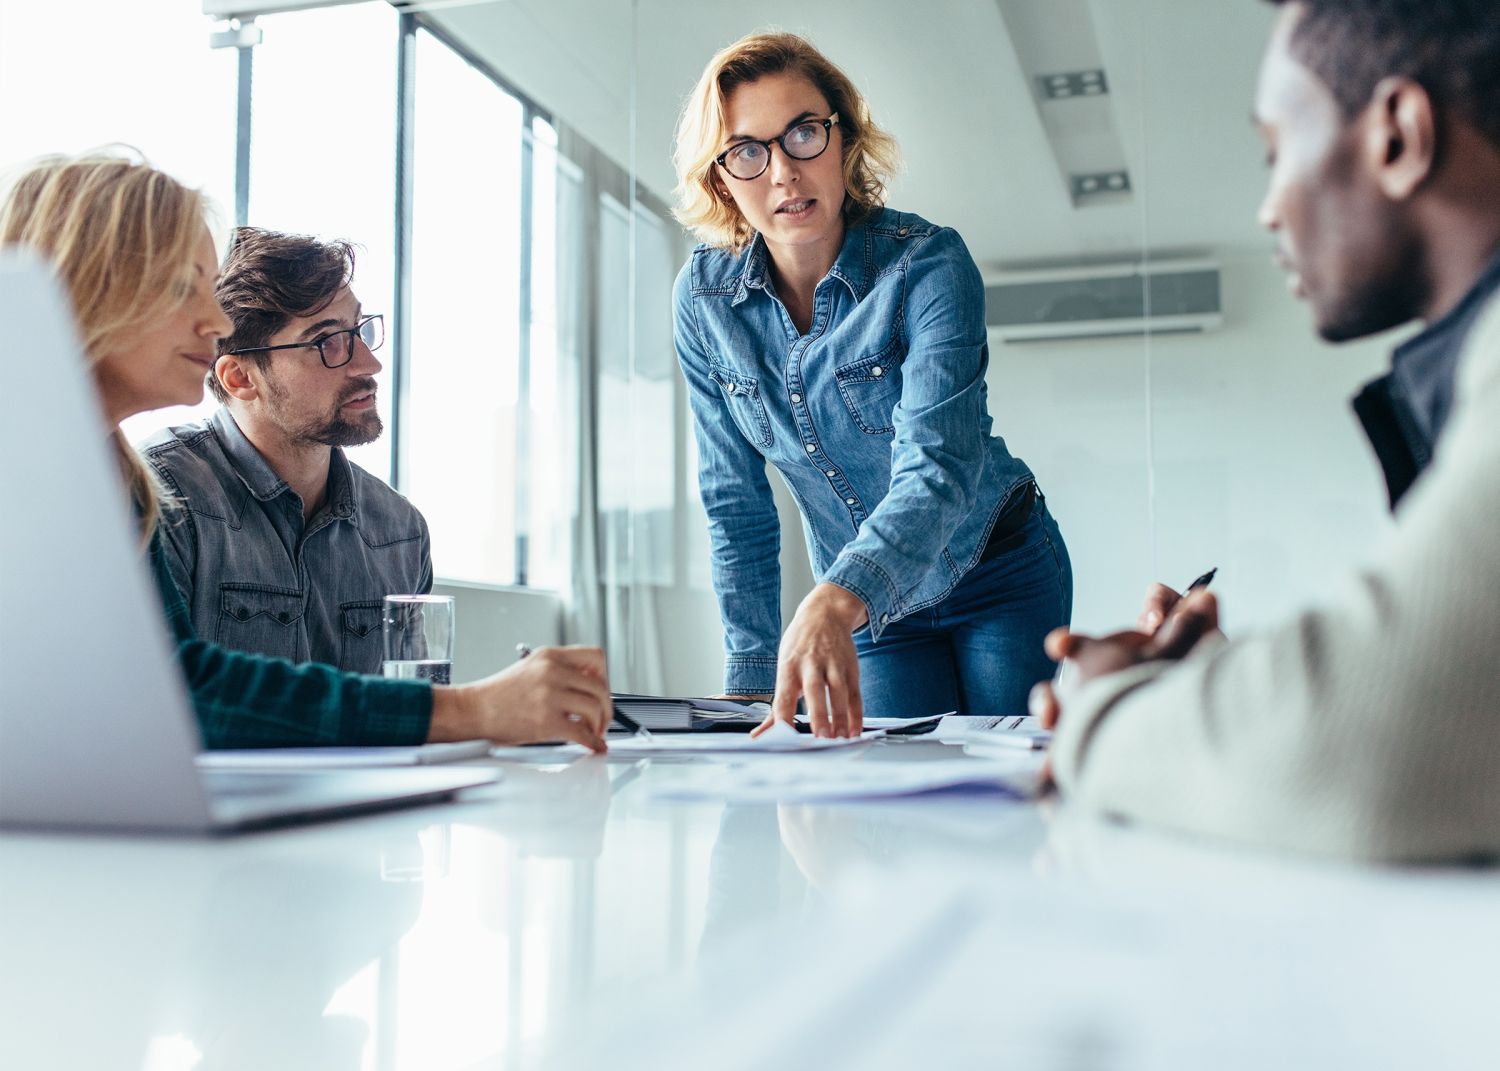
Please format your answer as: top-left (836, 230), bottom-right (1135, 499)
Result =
top-left (142, 408), bottom-right (432, 675)
top-left (149, 530), bottom-right (432, 749)
top-left (675, 207), bottom-right (1034, 694)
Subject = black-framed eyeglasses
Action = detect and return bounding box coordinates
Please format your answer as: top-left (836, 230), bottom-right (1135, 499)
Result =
top-left (715, 113), bottom-right (840, 181)
top-left (227, 314), bottom-right (384, 369)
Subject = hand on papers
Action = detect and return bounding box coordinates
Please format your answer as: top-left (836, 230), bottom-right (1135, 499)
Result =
top-left (753, 582), bottom-right (868, 739)
top-left (431, 645), bottom-right (612, 752)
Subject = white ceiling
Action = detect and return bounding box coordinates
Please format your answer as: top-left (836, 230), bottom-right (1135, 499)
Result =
top-left (427, 0), bottom-right (1279, 269)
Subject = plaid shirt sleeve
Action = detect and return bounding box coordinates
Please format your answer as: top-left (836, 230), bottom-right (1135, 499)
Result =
top-left (149, 532), bottom-right (433, 749)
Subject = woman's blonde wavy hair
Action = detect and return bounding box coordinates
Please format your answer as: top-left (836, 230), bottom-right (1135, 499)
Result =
top-left (673, 31), bottom-right (900, 251)
top-left (0, 151), bottom-right (208, 542)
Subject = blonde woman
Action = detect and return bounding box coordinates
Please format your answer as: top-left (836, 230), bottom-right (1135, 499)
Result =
top-left (673, 33), bottom-right (1071, 737)
top-left (0, 152), bottom-right (611, 751)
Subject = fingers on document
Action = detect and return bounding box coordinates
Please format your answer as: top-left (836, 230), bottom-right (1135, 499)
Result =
top-left (804, 676), bottom-right (832, 737)
top-left (824, 674), bottom-right (860, 739)
top-left (766, 668), bottom-right (801, 736)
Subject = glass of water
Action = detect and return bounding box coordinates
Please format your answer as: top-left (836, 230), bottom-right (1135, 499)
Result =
top-left (382, 595), bottom-right (455, 685)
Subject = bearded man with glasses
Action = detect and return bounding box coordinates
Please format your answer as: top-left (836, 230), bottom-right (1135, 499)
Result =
top-left (142, 226), bottom-right (432, 675)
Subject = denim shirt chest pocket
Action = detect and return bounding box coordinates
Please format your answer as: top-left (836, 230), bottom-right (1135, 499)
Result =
top-left (834, 337), bottom-right (905, 435)
top-left (710, 364), bottom-right (774, 449)
top-left (217, 584), bottom-right (304, 661)
top-left (339, 599), bottom-right (386, 676)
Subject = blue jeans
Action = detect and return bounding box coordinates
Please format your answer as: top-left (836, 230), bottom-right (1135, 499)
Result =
top-left (852, 500), bottom-right (1072, 718)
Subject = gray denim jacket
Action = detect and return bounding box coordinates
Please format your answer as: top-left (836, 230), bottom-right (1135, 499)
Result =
top-left (675, 208), bottom-right (1035, 694)
top-left (142, 408), bottom-right (432, 675)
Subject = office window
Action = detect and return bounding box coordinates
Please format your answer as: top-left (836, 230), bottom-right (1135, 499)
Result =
top-left (403, 27), bottom-right (526, 585)
top-left (247, 1), bottom-right (399, 484)
top-left (522, 117), bottom-right (583, 592)
top-left (0, 3), bottom-right (237, 445)
top-left (597, 195), bottom-right (678, 586)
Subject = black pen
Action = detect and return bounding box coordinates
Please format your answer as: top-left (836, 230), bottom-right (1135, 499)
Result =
top-left (516, 643), bottom-right (651, 739)
top-left (1183, 567), bottom-right (1218, 593)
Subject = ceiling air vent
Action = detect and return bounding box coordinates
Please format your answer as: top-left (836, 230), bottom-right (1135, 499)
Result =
top-left (986, 259), bottom-right (1223, 343)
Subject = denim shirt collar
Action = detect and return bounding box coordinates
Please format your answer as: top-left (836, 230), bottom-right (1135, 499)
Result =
top-left (730, 218), bottom-right (874, 307)
top-left (208, 407), bottom-right (358, 521)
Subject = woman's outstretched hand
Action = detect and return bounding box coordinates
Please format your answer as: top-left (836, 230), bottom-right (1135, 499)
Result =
top-left (751, 582), bottom-right (868, 739)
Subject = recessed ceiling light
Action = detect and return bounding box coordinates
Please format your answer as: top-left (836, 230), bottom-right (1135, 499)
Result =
top-left (1038, 69), bottom-right (1110, 100)
top-left (1070, 170), bottom-right (1132, 204)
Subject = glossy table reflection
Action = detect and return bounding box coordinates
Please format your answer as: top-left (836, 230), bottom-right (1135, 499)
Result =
top-left (1, 738), bottom-right (1496, 1070)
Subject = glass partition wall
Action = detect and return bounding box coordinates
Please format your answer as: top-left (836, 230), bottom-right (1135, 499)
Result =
top-left (0, 0), bottom-right (1401, 684)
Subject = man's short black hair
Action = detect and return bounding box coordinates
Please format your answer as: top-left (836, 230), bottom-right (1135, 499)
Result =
top-left (1270, 0), bottom-right (1500, 151)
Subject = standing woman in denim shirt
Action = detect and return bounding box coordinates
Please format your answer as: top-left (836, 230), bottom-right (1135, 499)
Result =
top-left (672, 33), bottom-right (1072, 737)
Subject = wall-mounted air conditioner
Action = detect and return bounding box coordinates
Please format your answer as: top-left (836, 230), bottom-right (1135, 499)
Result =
top-left (985, 258), bottom-right (1223, 343)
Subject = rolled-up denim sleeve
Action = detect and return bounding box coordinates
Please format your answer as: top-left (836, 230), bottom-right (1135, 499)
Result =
top-left (674, 263), bottom-right (782, 694)
top-left (821, 228), bottom-right (989, 638)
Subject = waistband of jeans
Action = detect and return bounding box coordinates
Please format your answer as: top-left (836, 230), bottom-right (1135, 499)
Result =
top-left (978, 481), bottom-right (1037, 563)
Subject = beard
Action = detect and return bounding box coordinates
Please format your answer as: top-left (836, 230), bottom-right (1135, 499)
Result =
top-left (266, 374), bottom-right (384, 448)
top-left (304, 407), bottom-right (384, 448)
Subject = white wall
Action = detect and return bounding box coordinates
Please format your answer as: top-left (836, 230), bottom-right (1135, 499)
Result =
top-left (987, 252), bottom-right (1399, 635)
top-left (433, 580), bottom-right (563, 685)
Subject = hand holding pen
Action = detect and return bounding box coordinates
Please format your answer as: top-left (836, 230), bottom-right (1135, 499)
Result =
top-left (1033, 567), bottom-right (1222, 733)
top-left (425, 643), bottom-right (611, 751)
top-left (1138, 567), bottom-right (1218, 636)
top-left (517, 644), bottom-right (652, 741)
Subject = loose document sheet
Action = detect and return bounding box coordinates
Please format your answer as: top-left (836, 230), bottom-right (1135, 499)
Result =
top-left (648, 756), bottom-right (1046, 804)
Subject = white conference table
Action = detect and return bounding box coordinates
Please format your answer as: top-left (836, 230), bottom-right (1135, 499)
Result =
top-left (2, 736), bottom-right (1498, 1070)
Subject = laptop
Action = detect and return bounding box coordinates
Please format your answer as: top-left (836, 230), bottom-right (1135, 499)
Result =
top-left (0, 252), bottom-right (497, 833)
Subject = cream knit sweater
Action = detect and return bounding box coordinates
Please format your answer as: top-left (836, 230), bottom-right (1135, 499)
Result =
top-left (1052, 297), bottom-right (1500, 863)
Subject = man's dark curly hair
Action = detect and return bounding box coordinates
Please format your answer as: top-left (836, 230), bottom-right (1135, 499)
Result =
top-left (209, 226), bottom-right (356, 402)
top-left (1268, 0), bottom-right (1500, 151)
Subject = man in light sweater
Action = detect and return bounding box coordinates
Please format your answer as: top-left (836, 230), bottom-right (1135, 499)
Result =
top-left (1041, 0), bottom-right (1500, 862)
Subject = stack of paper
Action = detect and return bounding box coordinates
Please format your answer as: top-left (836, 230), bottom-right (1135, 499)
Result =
top-left (613, 693), bottom-right (768, 730)
top-left (608, 720), bottom-right (882, 755)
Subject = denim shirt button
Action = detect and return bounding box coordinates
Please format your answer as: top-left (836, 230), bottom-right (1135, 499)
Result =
top-left (726, 382), bottom-right (737, 394)
top-left (825, 469), bottom-right (836, 477)
top-left (871, 366), bottom-right (884, 377)
top-left (790, 393), bottom-right (802, 404)
top-left (845, 497), bottom-right (855, 505)
top-left (897, 227), bottom-right (909, 237)
top-left (880, 613), bottom-right (890, 624)
top-left (805, 443), bottom-right (816, 453)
